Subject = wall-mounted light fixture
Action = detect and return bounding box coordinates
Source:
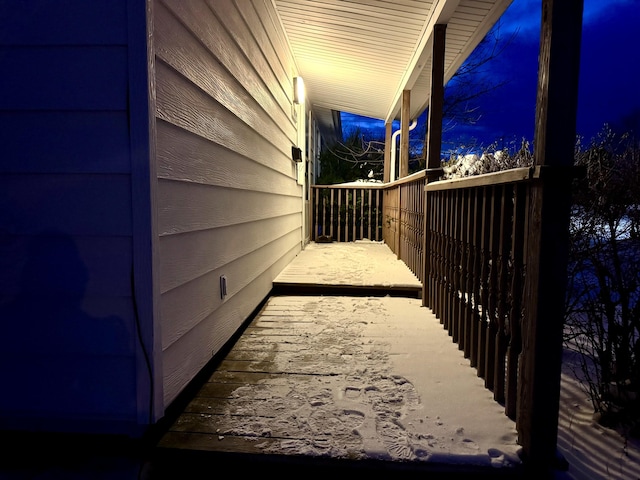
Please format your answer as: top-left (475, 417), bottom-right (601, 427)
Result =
top-left (293, 76), bottom-right (305, 104)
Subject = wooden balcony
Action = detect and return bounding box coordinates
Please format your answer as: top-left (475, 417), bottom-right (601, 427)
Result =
top-left (155, 240), bottom-right (525, 477)
top-left (154, 166), bottom-right (572, 477)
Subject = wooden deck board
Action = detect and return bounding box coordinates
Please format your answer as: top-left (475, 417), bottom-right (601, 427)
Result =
top-left (158, 291), bottom-right (521, 471)
top-left (273, 241), bottom-right (422, 297)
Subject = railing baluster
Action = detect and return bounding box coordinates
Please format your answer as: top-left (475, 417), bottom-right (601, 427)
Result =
top-left (484, 186), bottom-right (500, 388)
top-left (360, 189), bottom-right (364, 240)
top-left (408, 185), bottom-right (412, 268)
top-left (451, 189), bottom-right (462, 343)
top-left (328, 190), bottom-right (332, 238)
top-left (312, 187), bottom-right (316, 238)
top-left (431, 191), bottom-right (438, 310)
top-left (477, 186), bottom-right (491, 379)
top-left (441, 191), bottom-right (448, 327)
top-left (436, 191), bottom-right (444, 321)
top-left (338, 189), bottom-right (343, 241)
top-left (429, 191), bottom-right (436, 313)
top-left (352, 188), bottom-right (356, 241)
top-left (446, 190), bottom-right (454, 334)
top-left (494, 183), bottom-right (513, 404)
top-left (369, 189), bottom-right (372, 241)
top-left (438, 191), bottom-right (444, 322)
top-left (505, 183), bottom-right (527, 420)
top-left (458, 188), bottom-right (465, 344)
top-left (411, 185), bottom-right (415, 273)
top-left (463, 188), bottom-right (475, 358)
top-left (441, 191), bottom-right (449, 329)
top-left (447, 190), bottom-right (454, 337)
top-left (375, 189), bottom-right (380, 241)
top-left (434, 190), bottom-right (441, 315)
top-left (427, 192), bottom-right (438, 317)
top-left (469, 188), bottom-right (481, 367)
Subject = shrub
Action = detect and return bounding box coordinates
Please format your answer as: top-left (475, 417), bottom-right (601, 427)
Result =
top-left (441, 138), bottom-right (533, 179)
top-left (564, 126), bottom-right (640, 436)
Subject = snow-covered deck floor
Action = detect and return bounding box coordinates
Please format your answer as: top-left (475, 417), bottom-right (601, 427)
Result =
top-left (272, 241), bottom-right (423, 297)
top-left (157, 242), bottom-right (522, 474)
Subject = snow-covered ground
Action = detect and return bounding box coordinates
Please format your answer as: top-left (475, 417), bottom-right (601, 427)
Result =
top-left (557, 349), bottom-right (640, 480)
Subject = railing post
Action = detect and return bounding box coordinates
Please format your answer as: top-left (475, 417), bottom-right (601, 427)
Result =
top-left (383, 122), bottom-right (392, 183)
top-left (400, 90), bottom-right (411, 179)
top-left (422, 23), bottom-right (446, 306)
top-left (517, 0), bottom-right (583, 470)
top-left (396, 185), bottom-right (402, 259)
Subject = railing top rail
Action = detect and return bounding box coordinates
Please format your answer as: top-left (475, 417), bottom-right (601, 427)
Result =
top-left (384, 169), bottom-right (427, 189)
top-left (311, 182), bottom-right (385, 190)
top-left (425, 167), bottom-right (533, 191)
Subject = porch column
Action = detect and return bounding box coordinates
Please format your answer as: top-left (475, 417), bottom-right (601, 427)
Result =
top-left (517, 0), bottom-right (584, 469)
top-left (383, 122), bottom-right (392, 183)
top-left (422, 23), bottom-right (446, 305)
top-left (425, 24), bottom-right (446, 172)
top-left (399, 90), bottom-right (410, 178)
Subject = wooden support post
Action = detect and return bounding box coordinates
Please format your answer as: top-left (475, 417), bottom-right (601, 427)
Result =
top-left (426, 24), bottom-right (446, 172)
top-left (517, 0), bottom-right (583, 470)
top-left (399, 90), bottom-right (410, 179)
top-left (383, 122), bottom-right (392, 183)
top-left (422, 23), bottom-right (447, 304)
top-left (396, 185), bottom-right (402, 260)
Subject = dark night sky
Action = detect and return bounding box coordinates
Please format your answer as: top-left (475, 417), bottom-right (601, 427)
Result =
top-left (341, 0), bottom-right (640, 154)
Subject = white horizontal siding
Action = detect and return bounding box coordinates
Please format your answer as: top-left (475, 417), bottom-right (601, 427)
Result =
top-left (161, 239), bottom-right (299, 406)
top-left (155, 62), bottom-right (294, 177)
top-left (0, 112), bottom-right (130, 174)
top-left (155, 0), bottom-right (302, 407)
top-left (0, 0), bottom-right (140, 432)
top-left (0, 174), bottom-right (132, 236)
top-left (159, 0), bottom-right (295, 137)
top-left (0, 0), bottom-right (127, 45)
top-left (0, 47), bottom-right (128, 111)
top-left (161, 228), bottom-right (301, 352)
top-left (157, 180), bottom-right (300, 235)
top-left (156, 120), bottom-right (297, 195)
top-left (159, 213), bottom-right (301, 294)
top-left (0, 234), bottom-right (132, 298)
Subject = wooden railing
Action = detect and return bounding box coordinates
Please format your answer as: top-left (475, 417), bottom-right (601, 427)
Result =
top-left (311, 166), bottom-right (572, 466)
top-left (424, 168), bottom-right (533, 421)
top-left (311, 165), bottom-right (574, 466)
top-left (311, 172), bottom-right (427, 282)
top-left (311, 184), bottom-right (383, 242)
top-left (381, 171), bottom-right (426, 282)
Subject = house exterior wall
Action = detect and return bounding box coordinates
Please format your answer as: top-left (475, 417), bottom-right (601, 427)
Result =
top-left (0, 1), bottom-right (152, 434)
top-left (154, 0), bottom-right (302, 408)
top-left (0, 0), bottom-right (303, 433)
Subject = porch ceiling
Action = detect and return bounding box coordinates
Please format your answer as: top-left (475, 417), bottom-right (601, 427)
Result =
top-left (272, 0), bottom-right (513, 143)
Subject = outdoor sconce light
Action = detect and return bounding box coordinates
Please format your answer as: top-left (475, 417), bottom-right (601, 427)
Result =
top-left (293, 76), bottom-right (305, 104)
top-left (291, 146), bottom-right (303, 162)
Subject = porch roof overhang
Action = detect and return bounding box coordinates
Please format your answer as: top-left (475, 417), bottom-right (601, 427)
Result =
top-left (272, 0), bottom-right (513, 145)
